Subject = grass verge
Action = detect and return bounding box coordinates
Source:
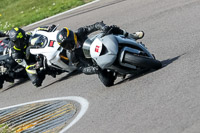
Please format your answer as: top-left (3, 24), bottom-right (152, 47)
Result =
top-left (0, 124), bottom-right (15, 133)
top-left (0, 0), bottom-right (93, 31)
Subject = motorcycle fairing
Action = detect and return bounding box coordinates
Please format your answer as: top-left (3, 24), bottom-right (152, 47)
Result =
top-left (115, 35), bottom-right (154, 59)
top-left (30, 30), bottom-right (76, 72)
top-left (90, 35), bottom-right (118, 69)
top-left (90, 38), bottom-right (103, 58)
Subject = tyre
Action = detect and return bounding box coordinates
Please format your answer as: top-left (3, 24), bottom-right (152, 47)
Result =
top-left (0, 75), bottom-right (4, 88)
top-left (124, 53), bottom-right (162, 70)
top-left (98, 69), bottom-right (115, 87)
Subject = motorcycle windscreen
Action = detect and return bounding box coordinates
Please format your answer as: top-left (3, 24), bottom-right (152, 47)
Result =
top-left (29, 34), bottom-right (48, 48)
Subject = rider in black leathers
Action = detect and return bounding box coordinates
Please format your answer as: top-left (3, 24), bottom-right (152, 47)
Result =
top-left (0, 31), bottom-right (9, 88)
top-left (0, 25), bottom-right (56, 87)
top-left (56, 21), bottom-right (144, 86)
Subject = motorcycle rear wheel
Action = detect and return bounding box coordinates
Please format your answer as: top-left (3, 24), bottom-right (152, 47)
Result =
top-left (124, 53), bottom-right (162, 70)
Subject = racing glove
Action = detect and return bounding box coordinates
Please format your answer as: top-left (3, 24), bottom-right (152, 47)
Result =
top-left (0, 31), bottom-right (7, 37)
top-left (82, 66), bottom-right (99, 75)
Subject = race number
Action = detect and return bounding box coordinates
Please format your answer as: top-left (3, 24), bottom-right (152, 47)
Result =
top-left (48, 40), bottom-right (55, 47)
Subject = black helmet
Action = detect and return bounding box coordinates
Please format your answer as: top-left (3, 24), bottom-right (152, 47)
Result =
top-left (56, 27), bottom-right (77, 50)
top-left (9, 27), bottom-right (27, 50)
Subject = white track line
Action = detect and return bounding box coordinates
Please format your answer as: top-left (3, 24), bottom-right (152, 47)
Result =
top-left (0, 96), bottom-right (89, 133)
top-left (25, 0), bottom-right (100, 28)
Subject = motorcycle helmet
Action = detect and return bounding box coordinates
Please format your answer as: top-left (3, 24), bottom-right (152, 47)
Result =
top-left (9, 27), bottom-right (27, 50)
top-left (56, 27), bottom-right (77, 50)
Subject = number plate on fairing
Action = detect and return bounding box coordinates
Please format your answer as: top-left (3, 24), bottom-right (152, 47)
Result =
top-left (90, 38), bottom-right (103, 58)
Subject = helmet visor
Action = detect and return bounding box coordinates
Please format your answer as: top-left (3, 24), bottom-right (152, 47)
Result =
top-left (60, 39), bottom-right (75, 50)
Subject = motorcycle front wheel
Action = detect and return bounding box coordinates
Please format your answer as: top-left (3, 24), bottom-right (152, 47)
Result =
top-left (98, 69), bottom-right (116, 87)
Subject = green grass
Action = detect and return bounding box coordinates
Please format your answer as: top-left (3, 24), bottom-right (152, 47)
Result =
top-left (0, 0), bottom-right (93, 31)
top-left (0, 124), bottom-right (15, 133)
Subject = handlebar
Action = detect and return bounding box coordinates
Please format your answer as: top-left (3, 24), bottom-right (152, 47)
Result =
top-left (100, 27), bottom-right (113, 38)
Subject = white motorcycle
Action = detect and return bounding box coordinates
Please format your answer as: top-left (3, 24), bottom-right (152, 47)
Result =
top-left (27, 28), bottom-right (77, 77)
top-left (82, 29), bottom-right (162, 86)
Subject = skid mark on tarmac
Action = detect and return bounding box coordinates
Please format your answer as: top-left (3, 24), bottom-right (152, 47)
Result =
top-left (0, 96), bottom-right (89, 133)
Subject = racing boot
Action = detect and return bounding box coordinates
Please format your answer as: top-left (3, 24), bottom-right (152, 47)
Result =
top-left (27, 72), bottom-right (43, 87)
top-left (48, 24), bottom-right (57, 32)
top-left (26, 64), bottom-right (43, 87)
top-left (128, 31), bottom-right (144, 40)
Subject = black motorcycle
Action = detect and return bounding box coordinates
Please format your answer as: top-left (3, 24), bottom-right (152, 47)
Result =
top-left (0, 39), bottom-right (28, 89)
top-left (0, 38), bottom-right (9, 55)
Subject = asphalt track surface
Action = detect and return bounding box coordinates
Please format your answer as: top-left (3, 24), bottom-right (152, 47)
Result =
top-left (1, 0), bottom-right (200, 132)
